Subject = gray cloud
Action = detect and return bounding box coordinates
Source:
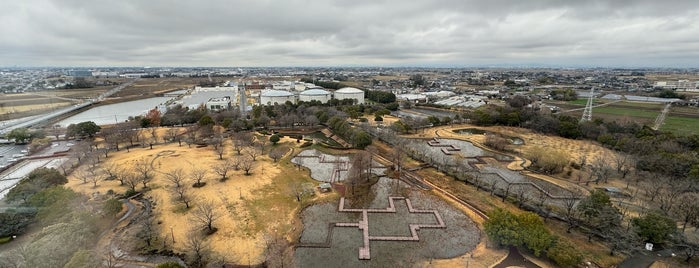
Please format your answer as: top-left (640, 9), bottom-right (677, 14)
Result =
top-left (1, 0), bottom-right (698, 67)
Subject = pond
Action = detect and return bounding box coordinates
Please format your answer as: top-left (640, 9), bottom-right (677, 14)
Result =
top-left (292, 149), bottom-right (387, 182)
top-left (295, 177), bottom-right (480, 266)
top-left (454, 128), bottom-right (487, 135)
top-left (56, 97), bottom-right (171, 126)
top-left (511, 137), bottom-right (525, 145)
top-left (409, 138), bottom-right (514, 161)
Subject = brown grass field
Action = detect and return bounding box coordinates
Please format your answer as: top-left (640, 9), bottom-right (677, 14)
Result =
top-left (67, 131), bottom-right (324, 264)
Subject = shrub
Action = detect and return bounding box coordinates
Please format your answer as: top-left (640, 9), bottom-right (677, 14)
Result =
top-left (484, 134), bottom-right (509, 151)
top-left (526, 147), bottom-right (569, 174)
top-left (269, 134), bottom-right (280, 145)
top-left (300, 141), bottom-right (313, 148)
top-left (547, 240), bottom-right (583, 267)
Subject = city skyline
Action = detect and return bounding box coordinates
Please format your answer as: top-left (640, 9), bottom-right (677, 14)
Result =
top-left (2, 0), bottom-right (699, 68)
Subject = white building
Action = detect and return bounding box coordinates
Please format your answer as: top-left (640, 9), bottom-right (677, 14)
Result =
top-left (396, 93), bottom-right (428, 103)
top-left (299, 89), bottom-right (332, 103)
top-left (654, 80), bottom-right (699, 92)
top-left (179, 86), bottom-right (238, 110)
top-left (206, 97), bottom-right (231, 111)
top-left (260, 90), bottom-right (296, 105)
top-left (271, 81), bottom-right (295, 91)
top-left (334, 87), bottom-right (365, 104)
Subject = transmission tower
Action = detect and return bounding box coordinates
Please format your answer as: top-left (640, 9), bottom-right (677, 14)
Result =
top-left (581, 87), bottom-right (594, 122)
top-left (652, 103), bottom-right (672, 130)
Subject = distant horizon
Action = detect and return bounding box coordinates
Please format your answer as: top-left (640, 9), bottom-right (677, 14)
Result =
top-left (3, 64), bottom-right (699, 70)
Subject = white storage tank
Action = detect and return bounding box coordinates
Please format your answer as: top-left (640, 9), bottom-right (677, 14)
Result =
top-left (334, 87), bottom-right (365, 104)
top-left (299, 88), bottom-right (331, 103)
top-left (260, 90), bottom-right (296, 105)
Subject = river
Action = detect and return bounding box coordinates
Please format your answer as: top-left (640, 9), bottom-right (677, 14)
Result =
top-left (56, 97), bottom-right (171, 126)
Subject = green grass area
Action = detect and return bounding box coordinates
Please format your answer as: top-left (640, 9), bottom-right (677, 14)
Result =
top-left (568, 99), bottom-right (588, 105)
top-left (593, 106), bottom-right (659, 119)
top-left (614, 101), bottom-right (664, 109)
top-left (661, 116), bottom-right (699, 136)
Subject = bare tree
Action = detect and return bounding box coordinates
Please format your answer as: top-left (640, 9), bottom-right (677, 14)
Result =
top-left (245, 146), bottom-right (261, 161)
top-left (489, 180), bottom-right (499, 196)
top-left (212, 137), bottom-right (226, 160)
top-left (146, 127), bottom-right (158, 149)
top-left (71, 141), bottom-right (91, 163)
top-left (264, 232), bottom-right (295, 268)
top-left (88, 167), bottom-right (104, 188)
top-left (190, 199), bottom-right (221, 234)
top-left (231, 132), bottom-right (253, 155)
top-left (101, 127), bottom-right (122, 152)
top-left (514, 185), bottom-right (531, 208)
top-left (191, 167), bottom-right (209, 187)
top-left (212, 159), bottom-right (234, 181)
top-left (287, 181), bottom-right (305, 202)
top-left (240, 156), bottom-right (255, 176)
top-left (588, 157), bottom-right (613, 184)
top-left (614, 152), bottom-right (634, 179)
top-left (390, 146), bottom-right (405, 173)
top-left (133, 157), bottom-right (154, 189)
top-left (268, 146), bottom-right (287, 162)
top-left (121, 121), bottom-right (140, 147)
top-left (257, 136), bottom-right (268, 154)
top-left (185, 125), bottom-right (199, 147)
top-left (656, 178), bottom-right (687, 212)
top-left (165, 127), bottom-right (181, 145)
top-left (348, 151), bottom-right (372, 183)
top-left (501, 180), bottom-right (513, 202)
top-left (673, 192), bottom-right (699, 232)
top-left (184, 231), bottom-right (211, 268)
top-left (535, 189), bottom-right (550, 220)
top-left (231, 155), bottom-right (241, 170)
top-left (101, 162), bottom-right (120, 181)
top-left (562, 189), bottom-right (583, 233)
top-left (136, 216), bottom-right (157, 248)
top-left (123, 171), bottom-right (140, 193)
top-left (172, 183), bottom-right (193, 209)
top-left (58, 160), bottom-right (72, 176)
top-left (640, 175), bottom-right (665, 202)
top-left (164, 168), bottom-right (186, 188)
top-left (346, 151), bottom-right (372, 196)
top-left (113, 167), bottom-right (130, 186)
top-left (73, 168), bottom-right (91, 184)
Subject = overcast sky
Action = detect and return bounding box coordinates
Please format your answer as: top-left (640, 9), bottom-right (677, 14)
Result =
top-left (2, 0), bottom-right (698, 67)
